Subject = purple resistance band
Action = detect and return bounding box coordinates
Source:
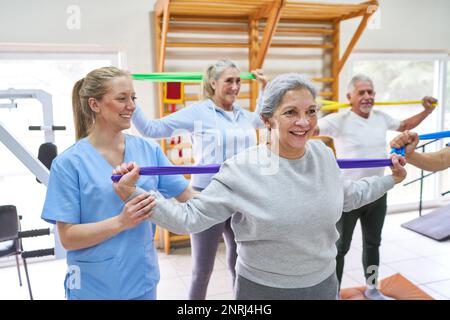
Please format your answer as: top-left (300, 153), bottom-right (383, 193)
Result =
top-left (110, 159), bottom-right (393, 182)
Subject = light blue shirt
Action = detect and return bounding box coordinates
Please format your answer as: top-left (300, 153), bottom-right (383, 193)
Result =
top-left (41, 134), bottom-right (188, 299)
top-left (132, 97), bottom-right (265, 188)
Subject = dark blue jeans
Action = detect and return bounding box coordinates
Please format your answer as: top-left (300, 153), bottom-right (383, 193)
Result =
top-left (335, 194), bottom-right (388, 286)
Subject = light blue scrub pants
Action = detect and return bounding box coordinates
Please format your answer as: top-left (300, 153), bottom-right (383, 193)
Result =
top-left (67, 287), bottom-right (156, 300)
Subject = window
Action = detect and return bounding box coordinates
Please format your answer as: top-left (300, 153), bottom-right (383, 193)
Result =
top-left (438, 60), bottom-right (450, 196)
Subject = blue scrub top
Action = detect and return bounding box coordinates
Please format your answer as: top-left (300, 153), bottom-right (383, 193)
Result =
top-left (41, 134), bottom-right (188, 299)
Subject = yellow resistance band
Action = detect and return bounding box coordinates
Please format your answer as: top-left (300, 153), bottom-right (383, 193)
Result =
top-left (319, 100), bottom-right (438, 111)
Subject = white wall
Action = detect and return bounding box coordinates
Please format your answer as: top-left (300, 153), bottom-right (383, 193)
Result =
top-left (0, 0), bottom-right (158, 116)
top-left (341, 0), bottom-right (450, 51)
top-left (0, 0), bottom-right (449, 116)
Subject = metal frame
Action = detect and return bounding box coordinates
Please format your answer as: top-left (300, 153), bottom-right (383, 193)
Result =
top-left (0, 89), bottom-right (68, 260)
top-left (0, 89), bottom-right (57, 186)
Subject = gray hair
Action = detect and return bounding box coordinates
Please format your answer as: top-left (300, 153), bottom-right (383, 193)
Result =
top-left (203, 59), bottom-right (239, 98)
top-left (260, 73), bottom-right (317, 118)
top-left (347, 74), bottom-right (374, 93)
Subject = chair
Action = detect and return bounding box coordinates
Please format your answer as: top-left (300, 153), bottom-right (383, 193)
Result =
top-left (312, 135), bottom-right (336, 156)
top-left (0, 205), bottom-right (54, 300)
top-left (36, 142), bottom-right (58, 184)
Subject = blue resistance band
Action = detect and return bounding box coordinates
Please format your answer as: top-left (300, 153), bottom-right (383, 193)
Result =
top-left (391, 130), bottom-right (450, 156)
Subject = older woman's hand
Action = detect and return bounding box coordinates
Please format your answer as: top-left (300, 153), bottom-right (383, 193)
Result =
top-left (251, 69), bottom-right (268, 89)
top-left (389, 154), bottom-right (407, 184)
top-left (112, 161), bottom-right (140, 201)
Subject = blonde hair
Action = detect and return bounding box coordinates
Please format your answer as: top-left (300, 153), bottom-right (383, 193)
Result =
top-left (202, 60), bottom-right (239, 99)
top-left (72, 66), bottom-right (130, 140)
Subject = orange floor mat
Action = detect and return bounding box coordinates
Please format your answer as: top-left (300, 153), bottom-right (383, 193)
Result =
top-left (340, 273), bottom-right (434, 300)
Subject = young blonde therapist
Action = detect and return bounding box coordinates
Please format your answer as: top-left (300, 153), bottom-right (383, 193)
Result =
top-left (41, 67), bottom-right (193, 299)
top-left (114, 73), bottom-right (407, 300)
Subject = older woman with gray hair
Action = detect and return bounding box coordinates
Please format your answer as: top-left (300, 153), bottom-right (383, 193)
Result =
top-left (116, 73), bottom-right (407, 300)
top-left (131, 59), bottom-right (268, 299)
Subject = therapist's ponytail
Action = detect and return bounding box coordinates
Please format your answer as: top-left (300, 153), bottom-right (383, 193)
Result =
top-left (72, 78), bottom-right (91, 141)
top-left (72, 66), bottom-right (130, 141)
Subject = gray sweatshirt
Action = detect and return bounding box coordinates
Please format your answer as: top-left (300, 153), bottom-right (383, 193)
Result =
top-left (148, 140), bottom-right (395, 288)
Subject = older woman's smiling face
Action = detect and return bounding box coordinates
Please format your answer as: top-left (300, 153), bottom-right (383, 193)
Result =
top-left (210, 67), bottom-right (241, 110)
top-left (266, 88), bottom-right (318, 159)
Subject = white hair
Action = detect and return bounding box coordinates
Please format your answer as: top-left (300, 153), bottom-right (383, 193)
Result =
top-left (347, 74), bottom-right (374, 93)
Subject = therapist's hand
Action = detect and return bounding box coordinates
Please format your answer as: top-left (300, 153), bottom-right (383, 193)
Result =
top-left (113, 162), bottom-right (140, 201)
top-left (118, 192), bottom-right (156, 231)
top-left (390, 130), bottom-right (419, 158)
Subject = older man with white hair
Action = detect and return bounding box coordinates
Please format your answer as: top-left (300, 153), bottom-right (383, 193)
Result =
top-left (316, 74), bottom-right (436, 300)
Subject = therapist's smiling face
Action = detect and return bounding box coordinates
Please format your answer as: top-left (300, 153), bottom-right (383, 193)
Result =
top-left (95, 76), bottom-right (136, 132)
